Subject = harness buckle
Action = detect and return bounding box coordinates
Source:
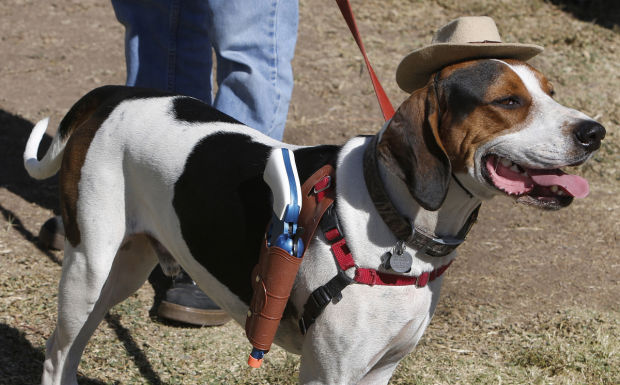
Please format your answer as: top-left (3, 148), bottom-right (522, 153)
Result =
top-left (299, 318), bottom-right (308, 335)
top-left (320, 205), bottom-right (344, 243)
top-left (313, 175), bottom-right (331, 194)
top-left (416, 272), bottom-right (430, 288)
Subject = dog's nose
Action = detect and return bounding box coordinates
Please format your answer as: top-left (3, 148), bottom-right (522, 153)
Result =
top-left (574, 120), bottom-right (606, 151)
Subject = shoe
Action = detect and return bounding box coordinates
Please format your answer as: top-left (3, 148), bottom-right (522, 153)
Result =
top-left (38, 215), bottom-right (65, 250)
top-left (158, 270), bottom-right (231, 326)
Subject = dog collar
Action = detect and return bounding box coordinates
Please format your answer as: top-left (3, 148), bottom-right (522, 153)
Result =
top-left (363, 134), bottom-right (480, 257)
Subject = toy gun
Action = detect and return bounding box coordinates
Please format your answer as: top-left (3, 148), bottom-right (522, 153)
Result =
top-left (245, 148), bottom-right (304, 368)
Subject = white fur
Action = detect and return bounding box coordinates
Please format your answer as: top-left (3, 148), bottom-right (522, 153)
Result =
top-left (24, 117), bottom-right (67, 179)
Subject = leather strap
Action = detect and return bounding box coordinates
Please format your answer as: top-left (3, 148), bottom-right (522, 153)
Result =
top-left (335, 0), bottom-right (395, 121)
top-left (298, 165), bottom-right (336, 257)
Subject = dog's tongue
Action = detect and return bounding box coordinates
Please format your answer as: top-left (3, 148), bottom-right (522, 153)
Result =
top-left (527, 168), bottom-right (589, 198)
top-left (485, 156), bottom-right (590, 198)
top-left (485, 156), bottom-right (533, 195)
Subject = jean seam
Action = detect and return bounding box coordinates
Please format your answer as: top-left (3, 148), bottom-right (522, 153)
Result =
top-left (266, 0), bottom-right (283, 138)
top-left (167, 0), bottom-right (181, 92)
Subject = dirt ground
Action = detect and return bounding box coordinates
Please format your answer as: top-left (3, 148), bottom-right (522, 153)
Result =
top-left (0, 0), bottom-right (618, 384)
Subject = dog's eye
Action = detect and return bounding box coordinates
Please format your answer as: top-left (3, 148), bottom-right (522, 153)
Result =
top-left (493, 96), bottom-right (522, 108)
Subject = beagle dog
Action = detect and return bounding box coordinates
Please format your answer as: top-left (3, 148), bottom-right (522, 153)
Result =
top-left (25, 58), bottom-right (604, 385)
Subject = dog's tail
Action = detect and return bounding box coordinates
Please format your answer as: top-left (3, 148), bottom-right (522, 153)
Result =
top-left (23, 117), bottom-right (67, 179)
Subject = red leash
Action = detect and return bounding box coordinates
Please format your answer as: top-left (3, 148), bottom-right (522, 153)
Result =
top-left (335, 0), bottom-right (395, 121)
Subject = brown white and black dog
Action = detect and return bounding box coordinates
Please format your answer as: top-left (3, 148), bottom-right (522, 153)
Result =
top-left (24, 58), bottom-right (604, 384)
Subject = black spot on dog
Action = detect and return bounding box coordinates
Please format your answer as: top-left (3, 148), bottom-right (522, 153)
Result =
top-left (173, 135), bottom-right (340, 305)
top-left (58, 86), bottom-right (176, 140)
top-left (173, 97), bottom-right (241, 125)
top-left (294, 145), bottom-right (341, 182)
top-left (440, 60), bottom-right (503, 124)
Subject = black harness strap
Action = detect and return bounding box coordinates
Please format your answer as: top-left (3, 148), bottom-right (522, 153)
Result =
top-left (299, 268), bottom-right (353, 335)
top-left (299, 204), bottom-right (353, 335)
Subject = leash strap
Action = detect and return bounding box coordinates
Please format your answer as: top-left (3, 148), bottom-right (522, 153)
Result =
top-left (336, 0), bottom-right (395, 121)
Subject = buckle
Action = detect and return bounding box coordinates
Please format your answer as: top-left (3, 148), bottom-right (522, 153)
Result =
top-left (320, 205), bottom-right (343, 243)
top-left (313, 175), bottom-right (331, 194)
top-left (299, 317), bottom-right (308, 335)
top-left (416, 272), bottom-right (430, 288)
top-left (367, 269), bottom-right (377, 286)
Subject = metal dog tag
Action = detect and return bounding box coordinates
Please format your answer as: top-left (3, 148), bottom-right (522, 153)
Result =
top-left (388, 249), bottom-right (413, 273)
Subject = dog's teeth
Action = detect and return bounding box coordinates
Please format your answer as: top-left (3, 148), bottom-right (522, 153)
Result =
top-left (550, 185), bottom-right (558, 192)
top-left (501, 158), bottom-right (512, 167)
top-left (557, 190), bottom-right (564, 196)
top-left (522, 171), bottom-right (529, 177)
top-left (510, 165), bottom-right (520, 172)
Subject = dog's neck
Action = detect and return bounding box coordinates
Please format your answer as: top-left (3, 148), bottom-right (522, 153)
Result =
top-left (377, 162), bottom-right (482, 239)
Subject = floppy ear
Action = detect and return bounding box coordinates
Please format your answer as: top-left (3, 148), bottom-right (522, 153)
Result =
top-left (376, 83), bottom-right (451, 211)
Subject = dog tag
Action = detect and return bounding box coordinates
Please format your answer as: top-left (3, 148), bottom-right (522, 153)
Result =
top-left (388, 249), bottom-right (413, 273)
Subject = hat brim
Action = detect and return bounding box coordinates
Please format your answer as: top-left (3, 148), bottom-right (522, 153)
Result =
top-left (396, 43), bottom-right (544, 93)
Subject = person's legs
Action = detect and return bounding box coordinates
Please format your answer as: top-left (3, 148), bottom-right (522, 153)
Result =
top-left (112, 0), bottom-right (214, 103)
top-left (209, 0), bottom-right (298, 139)
top-left (111, 0), bottom-right (229, 326)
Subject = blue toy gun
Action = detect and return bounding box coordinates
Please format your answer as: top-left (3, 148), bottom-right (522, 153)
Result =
top-left (245, 148), bottom-right (304, 368)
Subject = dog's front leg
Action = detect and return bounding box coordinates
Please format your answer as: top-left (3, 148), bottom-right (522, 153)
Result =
top-left (296, 280), bottom-right (441, 385)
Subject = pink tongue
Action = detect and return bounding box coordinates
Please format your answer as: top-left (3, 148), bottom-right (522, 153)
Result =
top-left (485, 156), bottom-right (590, 198)
top-left (527, 168), bottom-right (590, 198)
top-left (485, 157), bottom-right (533, 195)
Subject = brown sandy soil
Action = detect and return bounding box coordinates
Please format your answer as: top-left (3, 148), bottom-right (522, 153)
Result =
top-left (1, 0), bottom-right (618, 384)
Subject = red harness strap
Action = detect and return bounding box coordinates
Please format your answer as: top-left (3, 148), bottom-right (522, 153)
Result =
top-left (324, 222), bottom-right (452, 287)
top-left (299, 175), bottom-right (453, 334)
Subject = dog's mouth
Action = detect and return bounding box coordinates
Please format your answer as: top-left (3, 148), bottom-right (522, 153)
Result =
top-left (481, 154), bottom-right (589, 209)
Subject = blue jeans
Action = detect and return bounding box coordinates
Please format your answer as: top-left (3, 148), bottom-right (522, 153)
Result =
top-left (112, 0), bottom-right (298, 140)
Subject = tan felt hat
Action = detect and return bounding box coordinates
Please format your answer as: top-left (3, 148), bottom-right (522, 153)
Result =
top-left (396, 16), bottom-right (544, 92)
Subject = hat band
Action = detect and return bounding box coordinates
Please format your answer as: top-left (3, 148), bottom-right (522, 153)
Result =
top-left (468, 40), bottom-right (502, 44)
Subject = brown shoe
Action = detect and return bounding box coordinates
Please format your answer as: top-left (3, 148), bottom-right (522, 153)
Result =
top-left (158, 270), bottom-right (231, 326)
top-left (38, 216), bottom-right (65, 250)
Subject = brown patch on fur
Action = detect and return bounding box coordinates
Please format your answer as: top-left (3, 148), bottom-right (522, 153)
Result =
top-left (435, 59), bottom-right (534, 171)
top-left (58, 86), bottom-right (167, 246)
top-left (60, 115), bottom-right (105, 247)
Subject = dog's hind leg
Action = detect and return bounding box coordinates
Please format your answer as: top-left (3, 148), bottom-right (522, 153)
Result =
top-left (41, 234), bottom-right (158, 385)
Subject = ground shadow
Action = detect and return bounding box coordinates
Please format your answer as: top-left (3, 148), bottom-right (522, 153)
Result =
top-left (0, 317), bottom-right (165, 385)
top-left (0, 109), bottom-right (59, 211)
top-left (0, 204), bottom-right (62, 265)
top-left (550, 0), bottom-right (620, 30)
top-left (104, 313), bottom-right (164, 385)
top-left (0, 323), bottom-right (110, 385)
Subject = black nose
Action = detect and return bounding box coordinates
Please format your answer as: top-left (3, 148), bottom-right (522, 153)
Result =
top-left (574, 120), bottom-right (606, 151)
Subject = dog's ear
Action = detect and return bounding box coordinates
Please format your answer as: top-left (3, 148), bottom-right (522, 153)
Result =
top-left (376, 84), bottom-right (451, 211)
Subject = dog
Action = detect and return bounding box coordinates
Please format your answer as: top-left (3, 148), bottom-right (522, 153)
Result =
top-left (24, 20), bottom-right (605, 385)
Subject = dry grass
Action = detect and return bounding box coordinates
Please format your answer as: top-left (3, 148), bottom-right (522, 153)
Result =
top-left (0, 0), bottom-right (618, 384)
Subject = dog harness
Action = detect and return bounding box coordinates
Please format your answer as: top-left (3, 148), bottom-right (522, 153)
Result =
top-left (298, 164), bottom-right (468, 335)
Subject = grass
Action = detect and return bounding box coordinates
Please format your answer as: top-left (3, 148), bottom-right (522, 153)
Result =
top-left (391, 305), bottom-right (619, 385)
top-left (3, 277), bottom-right (615, 384)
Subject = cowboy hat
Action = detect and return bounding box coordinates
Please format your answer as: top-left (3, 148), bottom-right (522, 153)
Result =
top-left (396, 16), bottom-right (544, 92)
